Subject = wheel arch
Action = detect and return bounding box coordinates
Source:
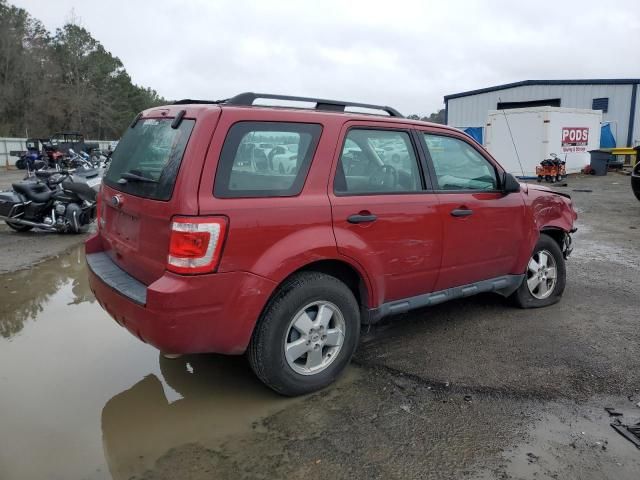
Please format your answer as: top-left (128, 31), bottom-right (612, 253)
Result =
top-left (252, 257), bottom-right (373, 339)
top-left (515, 224), bottom-right (570, 274)
top-left (292, 259), bottom-right (371, 311)
top-left (540, 226), bottom-right (567, 249)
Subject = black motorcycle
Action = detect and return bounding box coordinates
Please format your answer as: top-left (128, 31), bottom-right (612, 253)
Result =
top-left (0, 169), bottom-right (101, 233)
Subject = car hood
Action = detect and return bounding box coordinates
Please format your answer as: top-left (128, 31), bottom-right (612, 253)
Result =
top-left (526, 183), bottom-right (552, 193)
top-left (525, 182), bottom-right (572, 200)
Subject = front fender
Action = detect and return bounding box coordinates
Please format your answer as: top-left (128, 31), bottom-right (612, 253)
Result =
top-left (531, 194), bottom-right (576, 232)
top-left (516, 190), bottom-right (577, 271)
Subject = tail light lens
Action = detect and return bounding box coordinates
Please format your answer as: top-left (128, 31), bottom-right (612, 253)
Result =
top-left (167, 216), bottom-right (228, 274)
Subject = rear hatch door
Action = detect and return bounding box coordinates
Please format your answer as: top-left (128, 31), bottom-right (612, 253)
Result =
top-left (99, 107), bottom-right (220, 285)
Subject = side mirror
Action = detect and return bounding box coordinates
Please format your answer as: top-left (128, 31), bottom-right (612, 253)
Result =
top-left (502, 172), bottom-right (521, 194)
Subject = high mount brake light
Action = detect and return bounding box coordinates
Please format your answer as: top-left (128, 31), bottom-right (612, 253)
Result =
top-left (167, 217), bottom-right (227, 274)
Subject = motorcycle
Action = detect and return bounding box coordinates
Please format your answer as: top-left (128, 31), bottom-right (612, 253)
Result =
top-left (0, 169), bottom-right (101, 233)
top-left (60, 149), bottom-right (95, 171)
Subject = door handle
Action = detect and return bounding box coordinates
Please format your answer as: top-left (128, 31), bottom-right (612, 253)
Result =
top-left (450, 208), bottom-right (473, 217)
top-left (347, 213), bottom-right (378, 224)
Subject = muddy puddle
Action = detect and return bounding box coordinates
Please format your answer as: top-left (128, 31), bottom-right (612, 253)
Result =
top-left (0, 246), bottom-right (301, 479)
top-left (476, 398), bottom-right (640, 480)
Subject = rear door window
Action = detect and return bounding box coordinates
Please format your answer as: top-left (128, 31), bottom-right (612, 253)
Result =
top-left (214, 122), bottom-right (321, 198)
top-left (104, 118), bottom-right (195, 201)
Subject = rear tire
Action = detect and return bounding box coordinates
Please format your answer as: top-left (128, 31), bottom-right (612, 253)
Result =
top-left (632, 171), bottom-right (640, 201)
top-left (511, 233), bottom-right (566, 308)
top-left (248, 272), bottom-right (360, 396)
top-left (5, 220), bottom-right (33, 232)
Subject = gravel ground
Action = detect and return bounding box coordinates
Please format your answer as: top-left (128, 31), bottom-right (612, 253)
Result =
top-left (131, 173), bottom-right (640, 480)
top-left (1, 172), bottom-right (639, 480)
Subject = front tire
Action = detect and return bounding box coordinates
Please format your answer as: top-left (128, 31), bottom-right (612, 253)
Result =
top-left (511, 233), bottom-right (566, 308)
top-left (632, 168), bottom-right (640, 201)
top-left (248, 272), bottom-right (360, 396)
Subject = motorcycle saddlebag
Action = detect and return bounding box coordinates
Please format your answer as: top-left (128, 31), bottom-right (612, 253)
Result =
top-left (0, 191), bottom-right (24, 217)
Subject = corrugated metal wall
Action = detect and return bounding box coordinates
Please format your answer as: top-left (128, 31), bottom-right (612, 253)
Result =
top-left (447, 84), bottom-right (639, 147)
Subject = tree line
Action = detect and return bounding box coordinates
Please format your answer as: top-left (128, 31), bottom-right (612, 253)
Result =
top-left (0, 0), bottom-right (446, 141)
top-left (407, 109), bottom-right (445, 124)
top-left (0, 0), bottom-right (164, 140)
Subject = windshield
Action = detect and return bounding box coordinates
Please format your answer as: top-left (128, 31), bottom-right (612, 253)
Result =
top-left (104, 118), bottom-right (195, 201)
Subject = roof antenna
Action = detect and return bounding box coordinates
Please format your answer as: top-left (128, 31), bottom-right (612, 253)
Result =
top-left (498, 97), bottom-right (526, 178)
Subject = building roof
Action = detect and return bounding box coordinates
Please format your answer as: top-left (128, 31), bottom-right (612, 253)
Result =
top-left (444, 79), bottom-right (640, 101)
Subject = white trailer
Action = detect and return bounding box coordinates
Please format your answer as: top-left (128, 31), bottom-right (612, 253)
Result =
top-left (484, 107), bottom-right (602, 177)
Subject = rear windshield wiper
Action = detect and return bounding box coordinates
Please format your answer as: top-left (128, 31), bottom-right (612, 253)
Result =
top-left (118, 171), bottom-right (158, 184)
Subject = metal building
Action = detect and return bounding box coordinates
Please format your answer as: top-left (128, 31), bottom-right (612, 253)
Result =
top-left (444, 79), bottom-right (640, 147)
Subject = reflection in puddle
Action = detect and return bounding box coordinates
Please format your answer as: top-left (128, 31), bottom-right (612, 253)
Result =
top-left (0, 247), bottom-right (292, 479)
top-left (0, 247), bottom-right (94, 339)
top-left (103, 355), bottom-right (294, 479)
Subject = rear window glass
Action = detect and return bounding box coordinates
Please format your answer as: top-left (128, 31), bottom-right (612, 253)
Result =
top-left (104, 118), bottom-right (195, 201)
top-left (214, 122), bottom-right (322, 198)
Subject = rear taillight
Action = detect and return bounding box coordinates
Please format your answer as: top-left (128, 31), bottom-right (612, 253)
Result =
top-left (167, 216), bottom-right (228, 274)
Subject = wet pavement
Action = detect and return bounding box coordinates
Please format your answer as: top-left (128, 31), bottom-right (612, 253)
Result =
top-left (1, 174), bottom-right (640, 479)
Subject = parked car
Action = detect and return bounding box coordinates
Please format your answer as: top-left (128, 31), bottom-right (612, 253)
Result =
top-left (234, 142), bottom-right (269, 172)
top-left (86, 93), bottom-right (577, 396)
top-left (269, 144), bottom-right (298, 173)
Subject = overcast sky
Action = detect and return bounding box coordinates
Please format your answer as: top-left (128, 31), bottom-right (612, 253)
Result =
top-left (12, 0), bottom-right (640, 115)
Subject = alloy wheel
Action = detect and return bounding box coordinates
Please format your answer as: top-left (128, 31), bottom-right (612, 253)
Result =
top-left (526, 249), bottom-right (558, 300)
top-left (284, 301), bottom-right (345, 376)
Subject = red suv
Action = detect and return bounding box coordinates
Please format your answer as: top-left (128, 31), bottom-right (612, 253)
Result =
top-left (86, 93), bottom-right (577, 396)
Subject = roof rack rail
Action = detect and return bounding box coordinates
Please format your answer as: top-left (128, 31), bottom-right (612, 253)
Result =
top-left (225, 92), bottom-right (404, 118)
top-left (172, 98), bottom-right (228, 105)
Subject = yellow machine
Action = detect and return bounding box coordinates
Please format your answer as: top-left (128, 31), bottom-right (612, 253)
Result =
top-left (601, 147), bottom-right (638, 166)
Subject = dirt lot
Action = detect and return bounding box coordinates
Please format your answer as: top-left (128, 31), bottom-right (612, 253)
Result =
top-left (0, 173), bottom-right (639, 480)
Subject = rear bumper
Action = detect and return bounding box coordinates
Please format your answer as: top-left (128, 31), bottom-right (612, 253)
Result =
top-left (86, 236), bottom-right (276, 355)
